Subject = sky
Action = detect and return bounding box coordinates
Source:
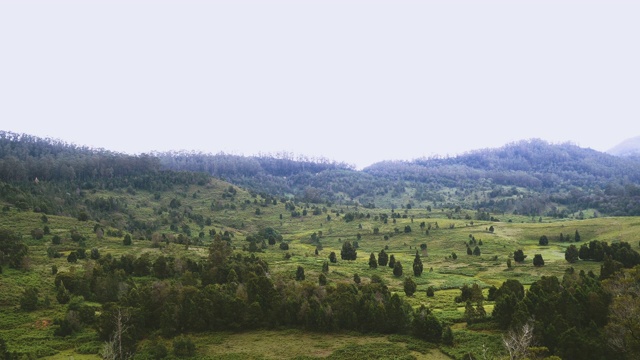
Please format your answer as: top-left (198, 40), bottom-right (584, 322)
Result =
top-left (1, 1), bottom-right (639, 169)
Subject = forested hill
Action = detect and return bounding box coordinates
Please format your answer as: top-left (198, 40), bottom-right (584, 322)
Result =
top-left (3, 131), bottom-right (640, 216)
top-left (365, 139), bottom-right (640, 188)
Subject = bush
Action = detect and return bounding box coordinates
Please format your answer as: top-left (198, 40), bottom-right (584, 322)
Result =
top-left (427, 286), bottom-right (435, 297)
top-left (172, 336), bottom-right (196, 358)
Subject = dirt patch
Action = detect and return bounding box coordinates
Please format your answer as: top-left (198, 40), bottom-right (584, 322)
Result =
top-left (35, 319), bottom-right (51, 329)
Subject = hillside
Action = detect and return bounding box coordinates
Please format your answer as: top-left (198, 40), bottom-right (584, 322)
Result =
top-left (2, 131), bottom-right (640, 359)
top-left (608, 135), bottom-right (640, 158)
top-left (4, 132), bottom-right (640, 218)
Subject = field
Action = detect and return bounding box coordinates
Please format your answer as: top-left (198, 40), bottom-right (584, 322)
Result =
top-left (1, 178), bottom-right (639, 359)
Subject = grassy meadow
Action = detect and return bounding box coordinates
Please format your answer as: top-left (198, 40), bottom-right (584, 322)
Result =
top-left (1, 178), bottom-right (639, 359)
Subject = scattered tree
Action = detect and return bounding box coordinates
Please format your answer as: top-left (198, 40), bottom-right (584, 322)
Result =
top-left (403, 277), bottom-right (417, 296)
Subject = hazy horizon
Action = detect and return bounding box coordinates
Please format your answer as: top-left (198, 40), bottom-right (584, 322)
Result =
top-left (2, 1), bottom-right (639, 169)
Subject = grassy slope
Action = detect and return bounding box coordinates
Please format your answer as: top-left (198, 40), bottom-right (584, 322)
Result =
top-left (1, 178), bottom-right (639, 359)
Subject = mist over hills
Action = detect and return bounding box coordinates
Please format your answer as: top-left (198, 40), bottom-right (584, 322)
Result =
top-left (2, 130), bottom-right (640, 217)
top-left (608, 136), bottom-right (640, 158)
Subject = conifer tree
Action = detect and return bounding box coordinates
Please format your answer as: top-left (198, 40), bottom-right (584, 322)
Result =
top-left (368, 253), bottom-right (377, 269)
top-left (413, 251), bottom-right (423, 276)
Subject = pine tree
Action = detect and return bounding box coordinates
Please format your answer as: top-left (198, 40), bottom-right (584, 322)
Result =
top-left (427, 286), bottom-right (435, 297)
top-left (388, 254), bottom-right (396, 268)
top-left (565, 245), bottom-right (579, 263)
top-left (378, 249), bottom-right (389, 266)
top-left (393, 261), bottom-right (403, 277)
top-left (340, 241), bottom-right (357, 260)
top-left (322, 261), bottom-right (329, 273)
top-left (442, 326), bottom-right (454, 345)
top-left (403, 277), bottom-right (417, 296)
top-left (368, 253), bottom-right (377, 269)
top-left (533, 254), bottom-right (544, 266)
top-left (413, 251), bottom-right (423, 276)
top-left (295, 266), bottom-right (305, 281)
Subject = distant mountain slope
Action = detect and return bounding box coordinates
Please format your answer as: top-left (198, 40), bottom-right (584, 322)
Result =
top-left (608, 136), bottom-right (640, 157)
top-left (3, 132), bottom-right (640, 216)
top-left (365, 139), bottom-right (640, 187)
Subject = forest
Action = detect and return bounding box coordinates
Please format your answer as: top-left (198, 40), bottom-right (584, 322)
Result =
top-left (1, 131), bottom-right (640, 360)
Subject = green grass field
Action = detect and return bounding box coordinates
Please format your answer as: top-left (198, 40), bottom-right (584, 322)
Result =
top-left (2, 179), bottom-right (639, 359)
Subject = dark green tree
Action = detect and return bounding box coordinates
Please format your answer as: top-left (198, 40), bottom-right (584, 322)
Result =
top-left (20, 287), bottom-right (39, 311)
top-left (533, 254), bottom-right (544, 266)
top-left (426, 286), bottom-right (435, 297)
top-left (574, 230), bottom-right (581, 242)
top-left (340, 241), bottom-right (357, 260)
top-left (393, 261), bottom-right (403, 277)
top-left (388, 254), bottom-right (396, 268)
top-left (539, 235), bottom-right (549, 246)
top-left (296, 266), bottom-right (305, 281)
top-left (403, 277), bottom-right (417, 296)
top-left (514, 249), bottom-right (526, 262)
top-left (413, 251), bottom-right (423, 276)
top-left (322, 261), bottom-right (329, 273)
top-left (378, 249), bottom-right (389, 266)
top-left (413, 306), bottom-right (442, 342)
top-left (579, 244), bottom-right (590, 260)
top-left (123, 234), bottom-right (132, 246)
top-left (442, 325), bottom-right (454, 345)
top-left (319, 273), bottom-right (327, 286)
top-left (565, 244), bottom-right (579, 263)
top-left (368, 253), bottom-right (377, 269)
top-left (329, 251), bottom-right (337, 263)
top-left (473, 246), bottom-right (481, 256)
top-left (353, 273), bottom-right (361, 284)
top-left (0, 228), bottom-right (28, 269)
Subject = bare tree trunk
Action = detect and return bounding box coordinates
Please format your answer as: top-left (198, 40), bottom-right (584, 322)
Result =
top-left (502, 319), bottom-right (534, 360)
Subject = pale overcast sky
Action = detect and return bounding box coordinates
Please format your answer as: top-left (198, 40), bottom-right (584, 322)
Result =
top-left (1, 1), bottom-right (639, 169)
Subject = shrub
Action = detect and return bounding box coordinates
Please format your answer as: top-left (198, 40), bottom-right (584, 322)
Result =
top-left (173, 336), bottom-right (196, 358)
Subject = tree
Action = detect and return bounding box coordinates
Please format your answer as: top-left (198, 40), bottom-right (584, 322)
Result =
top-left (329, 251), bottom-right (337, 263)
top-left (413, 306), bottom-right (443, 342)
top-left (489, 225), bottom-right (495, 233)
top-left (565, 245), bottom-right (579, 263)
top-left (67, 251), bottom-right (78, 263)
top-left (378, 249), bottom-right (389, 266)
top-left (322, 261), bottom-right (329, 274)
top-left (466, 246), bottom-right (472, 255)
top-left (122, 234), bottom-right (132, 246)
top-left (319, 273), bottom-right (327, 286)
top-left (533, 254), bottom-right (544, 266)
top-left (403, 277), bottom-right (417, 296)
top-left (514, 249), bottom-right (526, 263)
top-left (90, 247), bottom-right (101, 260)
top-left (451, 252), bottom-right (457, 260)
top-left (579, 244), bottom-right (590, 260)
top-left (20, 287), bottom-right (39, 311)
top-left (393, 261), bottom-right (403, 277)
top-left (388, 254), bottom-right (396, 268)
top-left (353, 273), bottom-right (361, 284)
top-left (539, 235), bottom-right (549, 246)
top-left (340, 241), bottom-right (357, 260)
top-left (368, 253), bottom-right (377, 269)
top-left (442, 326), bottom-right (454, 345)
top-left (574, 230), bottom-right (581, 242)
top-left (296, 266), bottom-right (305, 281)
top-left (413, 251), bottom-right (423, 276)
top-left (502, 319), bottom-right (534, 360)
top-left (426, 286), bottom-right (435, 297)
top-left (0, 228), bottom-right (28, 269)
top-left (473, 246), bottom-right (481, 256)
